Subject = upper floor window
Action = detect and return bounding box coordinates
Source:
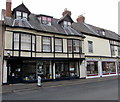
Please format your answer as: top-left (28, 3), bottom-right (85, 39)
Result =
top-left (55, 38), bottom-right (63, 52)
top-left (63, 21), bottom-right (71, 27)
top-left (68, 39), bottom-right (82, 53)
top-left (42, 37), bottom-right (51, 52)
top-left (88, 41), bottom-right (93, 53)
top-left (97, 30), bottom-right (106, 36)
top-left (13, 33), bottom-right (35, 51)
top-left (102, 30), bottom-right (105, 36)
top-left (21, 34), bottom-right (31, 50)
top-left (16, 11), bottom-right (22, 19)
top-left (39, 16), bottom-right (52, 26)
top-left (14, 33), bottom-right (19, 49)
top-left (118, 47), bottom-right (120, 56)
top-left (111, 45), bottom-right (115, 56)
top-left (16, 11), bottom-right (28, 20)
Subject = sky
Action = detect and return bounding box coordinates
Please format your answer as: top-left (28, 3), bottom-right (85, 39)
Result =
top-left (0, 0), bottom-right (119, 33)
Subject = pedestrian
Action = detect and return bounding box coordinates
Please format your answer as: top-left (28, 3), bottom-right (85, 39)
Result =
top-left (37, 75), bottom-right (42, 87)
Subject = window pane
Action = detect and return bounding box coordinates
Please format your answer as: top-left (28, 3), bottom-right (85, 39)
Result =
top-left (68, 40), bottom-right (72, 53)
top-left (111, 45), bottom-right (115, 56)
top-left (23, 12), bottom-right (28, 19)
top-left (43, 37), bottom-right (51, 52)
top-left (21, 34), bottom-right (31, 50)
top-left (118, 47), bottom-right (120, 56)
top-left (14, 33), bottom-right (19, 49)
top-left (32, 35), bottom-right (35, 51)
top-left (48, 18), bottom-right (52, 22)
top-left (55, 38), bottom-right (62, 52)
top-left (73, 40), bottom-right (79, 52)
top-left (16, 11), bottom-right (21, 19)
top-left (87, 61), bottom-right (98, 76)
top-left (88, 41), bottom-right (93, 53)
top-left (64, 21), bottom-right (68, 27)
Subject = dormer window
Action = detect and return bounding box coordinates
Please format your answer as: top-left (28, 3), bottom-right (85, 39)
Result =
top-left (16, 11), bottom-right (22, 19)
top-left (38, 16), bottom-right (52, 26)
top-left (102, 30), bottom-right (105, 36)
top-left (16, 11), bottom-right (28, 20)
top-left (23, 12), bottom-right (28, 19)
top-left (97, 30), bottom-right (105, 36)
top-left (63, 21), bottom-right (71, 27)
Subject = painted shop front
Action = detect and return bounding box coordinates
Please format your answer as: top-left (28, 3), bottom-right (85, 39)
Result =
top-left (4, 57), bottom-right (84, 84)
top-left (86, 57), bottom-right (118, 78)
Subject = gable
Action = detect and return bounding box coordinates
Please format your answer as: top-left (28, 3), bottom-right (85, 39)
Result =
top-left (58, 13), bottom-right (74, 24)
top-left (12, 3), bottom-right (31, 15)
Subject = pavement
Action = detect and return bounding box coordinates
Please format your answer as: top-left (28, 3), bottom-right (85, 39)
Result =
top-left (2, 75), bottom-right (118, 94)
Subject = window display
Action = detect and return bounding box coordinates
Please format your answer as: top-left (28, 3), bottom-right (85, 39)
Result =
top-left (87, 61), bottom-right (98, 76)
top-left (102, 62), bottom-right (116, 75)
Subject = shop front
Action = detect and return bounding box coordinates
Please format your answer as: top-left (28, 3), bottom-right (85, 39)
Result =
top-left (5, 57), bottom-right (83, 84)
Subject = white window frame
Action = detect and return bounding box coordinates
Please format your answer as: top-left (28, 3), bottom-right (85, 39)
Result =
top-left (23, 12), bottom-right (28, 20)
top-left (55, 38), bottom-right (62, 52)
top-left (21, 34), bottom-right (31, 50)
top-left (42, 37), bottom-right (51, 52)
top-left (16, 11), bottom-right (22, 19)
top-left (88, 41), bottom-right (93, 53)
top-left (73, 40), bottom-right (80, 53)
top-left (14, 33), bottom-right (19, 49)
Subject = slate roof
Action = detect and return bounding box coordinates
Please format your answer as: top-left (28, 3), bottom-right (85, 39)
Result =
top-left (2, 3), bottom-right (119, 41)
top-left (4, 9), bottom-right (84, 37)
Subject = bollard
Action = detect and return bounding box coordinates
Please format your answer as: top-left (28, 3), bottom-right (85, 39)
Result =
top-left (37, 76), bottom-right (42, 87)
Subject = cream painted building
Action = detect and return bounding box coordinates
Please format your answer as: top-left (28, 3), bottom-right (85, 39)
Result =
top-left (73, 17), bottom-right (120, 78)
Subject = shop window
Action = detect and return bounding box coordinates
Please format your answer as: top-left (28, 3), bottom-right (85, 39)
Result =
top-left (87, 61), bottom-right (98, 76)
top-left (55, 62), bottom-right (69, 78)
top-left (37, 61), bottom-right (52, 79)
top-left (22, 61), bottom-right (36, 81)
top-left (42, 37), bottom-right (51, 52)
top-left (55, 38), bottom-right (62, 52)
top-left (69, 61), bottom-right (79, 77)
top-left (102, 62), bottom-right (116, 75)
top-left (88, 41), bottom-right (93, 53)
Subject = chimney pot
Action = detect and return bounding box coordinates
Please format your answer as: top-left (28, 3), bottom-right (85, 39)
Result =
top-left (62, 8), bottom-right (71, 16)
top-left (76, 15), bottom-right (85, 23)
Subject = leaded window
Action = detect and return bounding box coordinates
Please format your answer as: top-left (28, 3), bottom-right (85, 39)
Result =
top-left (55, 38), bottom-right (62, 52)
top-left (42, 37), bottom-right (51, 52)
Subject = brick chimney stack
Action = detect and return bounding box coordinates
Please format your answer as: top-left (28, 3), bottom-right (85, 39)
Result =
top-left (6, 0), bottom-right (12, 17)
top-left (62, 8), bottom-right (71, 16)
top-left (76, 15), bottom-right (85, 23)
